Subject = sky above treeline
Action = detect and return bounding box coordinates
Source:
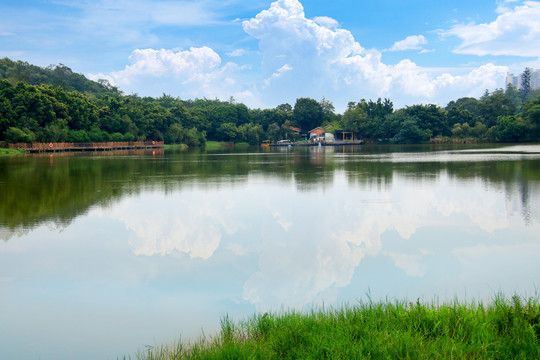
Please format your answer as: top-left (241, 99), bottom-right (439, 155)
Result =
top-left (1, 0), bottom-right (539, 112)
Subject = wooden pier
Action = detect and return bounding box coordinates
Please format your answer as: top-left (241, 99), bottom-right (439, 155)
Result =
top-left (8, 141), bottom-right (164, 153)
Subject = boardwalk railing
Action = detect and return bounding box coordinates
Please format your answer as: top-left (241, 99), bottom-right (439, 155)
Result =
top-left (8, 141), bottom-right (164, 152)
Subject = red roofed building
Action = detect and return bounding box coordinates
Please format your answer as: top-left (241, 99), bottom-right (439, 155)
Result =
top-left (309, 127), bottom-right (324, 139)
top-left (289, 126), bottom-right (301, 134)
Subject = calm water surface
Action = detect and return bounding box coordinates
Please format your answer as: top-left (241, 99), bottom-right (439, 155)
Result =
top-left (1, 144), bottom-right (540, 359)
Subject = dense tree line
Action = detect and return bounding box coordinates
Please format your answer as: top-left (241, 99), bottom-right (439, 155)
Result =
top-left (1, 57), bottom-right (540, 146)
top-left (341, 89), bottom-right (539, 144)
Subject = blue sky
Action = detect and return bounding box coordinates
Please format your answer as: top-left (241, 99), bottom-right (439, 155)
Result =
top-left (1, 0), bottom-right (540, 111)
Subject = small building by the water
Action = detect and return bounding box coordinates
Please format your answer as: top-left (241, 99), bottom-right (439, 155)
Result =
top-left (289, 126), bottom-right (301, 135)
top-left (309, 127), bottom-right (325, 140)
top-left (334, 130), bottom-right (356, 141)
top-left (324, 133), bottom-right (335, 143)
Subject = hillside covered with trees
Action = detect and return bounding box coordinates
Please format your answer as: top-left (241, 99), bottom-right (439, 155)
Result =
top-left (1, 57), bottom-right (540, 146)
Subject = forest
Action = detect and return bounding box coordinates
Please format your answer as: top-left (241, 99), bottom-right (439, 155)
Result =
top-left (1, 57), bottom-right (540, 146)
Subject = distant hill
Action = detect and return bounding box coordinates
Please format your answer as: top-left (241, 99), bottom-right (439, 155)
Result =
top-left (0, 57), bottom-right (117, 95)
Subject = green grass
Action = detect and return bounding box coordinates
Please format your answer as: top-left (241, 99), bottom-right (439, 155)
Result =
top-left (0, 147), bottom-right (24, 156)
top-left (204, 141), bottom-right (228, 151)
top-left (125, 295), bottom-right (540, 359)
top-left (204, 141), bottom-right (249, 151)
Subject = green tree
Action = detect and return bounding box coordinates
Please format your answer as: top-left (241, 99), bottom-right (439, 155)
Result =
top-left (109, 132), bottom-right (124, 141)
top-left (42, 118), bottom-right (69, 142)
top-left (320, 97), bottom-right (337, 124)
top-left (479, 89), bottom-right (516, 127)
top-left (67, 129), bottom-right (90, 143)
top-left (505, 83), bottom-right (522, 110)
top-left (520, 68), bottom-right (531, 103)
top-left (253, 108), bottom-right (290, 132)
top-left (4, 126), bottom-right (36, 143)
top-left (521, 97), bottom-right (540, 141)
top-left (446, 105), bottom-right (476, 127)
top-left (276, 103), bottom-right (292, 112)
top-left (495, 115), bottom-right (530, 142)
top-left (293, 98), bottom-right (324, 132)
top-left (403, 104), bottom-right (449, 137)
top-left (239, 123), bottom-right (264, 145)
top-left (392, 118), bottom-right (430, 144)
top-left (342, 105), bottom-right (368, 135)
top-left (123, 132), bottom-right (135, 142)
top-left (88, 126), bottom-right (109, 142)
top-left (471, 121), bottom-right (488, 139)
top-left (266, 122), bottom-right (281, 141)
top-left (217, 122), bottom-right (240, 142)
top-left (183, 107), bottom-right (211, 133)
top-left (452, 123), bottom-right (467, 138)
top-left (358, 98), bottom-right (393, 122)
top-left (0, 95), bottom-right (16, 134)
top-left (376, 112), bottom-right (402, 140)
top-left (183, 127), bottom-right (205, 146)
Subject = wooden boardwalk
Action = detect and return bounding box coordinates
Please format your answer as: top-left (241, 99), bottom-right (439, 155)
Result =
top-left (8, 141), bottom-right (164, 153)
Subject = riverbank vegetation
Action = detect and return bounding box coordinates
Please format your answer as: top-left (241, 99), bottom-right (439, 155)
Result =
top-left (125, 295), bottom-right (540, 360)
top-left (2, 58), bottom-right (540, 147)
top-left (0, 147), bottom-right (22, 156)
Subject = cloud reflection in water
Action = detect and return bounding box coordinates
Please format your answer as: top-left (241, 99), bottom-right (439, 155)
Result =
top-left (97, 170), bottom-right (538, 311)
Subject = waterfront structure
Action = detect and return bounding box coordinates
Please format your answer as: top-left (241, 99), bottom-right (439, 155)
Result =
top-left (309, 127), bottom-right (325, 139)
top-left (8, 141), bottom-right (164, 153)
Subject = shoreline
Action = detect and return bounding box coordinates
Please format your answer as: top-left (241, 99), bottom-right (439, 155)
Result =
top-left (126, 295), bottom-right (540, 360)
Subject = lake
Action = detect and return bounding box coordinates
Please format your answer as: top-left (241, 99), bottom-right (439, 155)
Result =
top-left (1, 143), bottom-right (539, 360)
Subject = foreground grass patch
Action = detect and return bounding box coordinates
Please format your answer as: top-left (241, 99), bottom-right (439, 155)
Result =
top-left (127, 295), bottom-right (540, 359)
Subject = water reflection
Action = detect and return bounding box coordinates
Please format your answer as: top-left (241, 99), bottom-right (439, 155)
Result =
top-left (1, 144), bottom-right (540, 360)
top-left (1, 145), bottom-right (539, 237)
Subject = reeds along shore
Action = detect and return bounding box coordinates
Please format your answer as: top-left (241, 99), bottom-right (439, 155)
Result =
top-left (125, 295), bottom-right (540, 360)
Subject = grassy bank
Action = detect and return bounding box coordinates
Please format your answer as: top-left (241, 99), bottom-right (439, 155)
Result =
top-left (0, 147), bottom-right (23, 156)
top-left (127, 295), bottom-right (540, 359)
top-left (204, 141), bottom-right (254, 151)
top-left (204, 141), bottom-right (229, 151)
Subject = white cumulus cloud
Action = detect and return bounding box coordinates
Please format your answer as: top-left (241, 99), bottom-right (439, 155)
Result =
top-left (88, 46), bottom-right (250, 102)
top-left (88, 0), bottom-right (515, 111)
top-left (263, 64), bottom-right (293, 87)
top-left (227, 49), bottom-right (248, 57)
top-left (384, 252), bottom-right (427, 277)
top-left (241, 168), bottom-right (522, 311)
top-left (102, 190), bottom-right (248, 260)
top-left (445, 1), bottom-right (540, 57)
top-left (313, 16), bottom-right (340, 29)
top-left (242, 0), bottom-right (508, 109)
top-left (388, 35), bottom-right (427, 52)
